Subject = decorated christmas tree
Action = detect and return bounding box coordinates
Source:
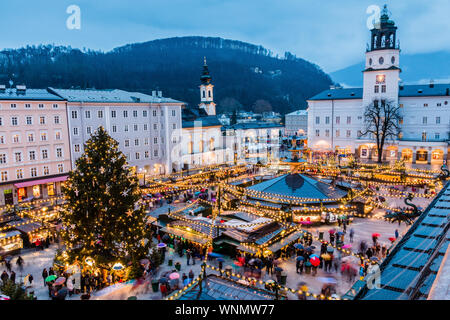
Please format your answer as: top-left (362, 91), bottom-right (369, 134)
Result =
top-left (60, 127), bottom-right (150, 267)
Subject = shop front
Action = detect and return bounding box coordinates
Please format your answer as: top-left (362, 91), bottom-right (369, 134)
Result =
top-left (13, 175), bottom-right (68, 205)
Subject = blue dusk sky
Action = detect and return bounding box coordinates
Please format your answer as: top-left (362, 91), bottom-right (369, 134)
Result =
top-left (1, 0), bottom-right (449, 72)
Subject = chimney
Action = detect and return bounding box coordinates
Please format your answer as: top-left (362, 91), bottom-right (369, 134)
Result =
top-left (0, 85), bottom-right (5, 93)
top-left (157, 91), bottom-right (162, 98)
top-left (429, 79), bottom-right (434, 88)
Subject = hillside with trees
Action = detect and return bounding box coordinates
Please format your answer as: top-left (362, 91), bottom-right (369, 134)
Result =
top-left (0, 36), bottom-right (333, 114)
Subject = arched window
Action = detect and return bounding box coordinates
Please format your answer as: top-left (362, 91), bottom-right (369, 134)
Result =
top-left (202, 91), bottom-right (205, 98)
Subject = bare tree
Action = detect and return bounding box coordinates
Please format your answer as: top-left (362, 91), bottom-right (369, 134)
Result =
top-left (361, 99), bottom-right (401, 163)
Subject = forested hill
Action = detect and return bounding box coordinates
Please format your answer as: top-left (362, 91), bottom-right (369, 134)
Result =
top-left (0, 36), bottom-right (333, 114)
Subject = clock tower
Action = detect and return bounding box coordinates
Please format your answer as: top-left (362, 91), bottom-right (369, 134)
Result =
top-left (363, 5), bottom-right (400, 107)
top-left (199, 57), bottom-right (216, 116)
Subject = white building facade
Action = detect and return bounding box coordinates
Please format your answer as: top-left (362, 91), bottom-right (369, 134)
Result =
top-left (49, 88), bottom-right (184, 175)
top-left (307, 7), bottom-right (449, 164)
top-left (285, 109), bottom-right (308, 136)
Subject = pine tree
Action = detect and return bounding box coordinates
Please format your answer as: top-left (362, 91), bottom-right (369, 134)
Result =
top-left (61, 127), bottom-right (150, 267)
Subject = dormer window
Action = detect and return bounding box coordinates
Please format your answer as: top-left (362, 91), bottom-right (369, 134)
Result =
top-left (391, 56), bottom-right (395, 64)
top-left (369, 58), bottom-right (372, 66)
top-left (379, 57), bottom-right (384, 65)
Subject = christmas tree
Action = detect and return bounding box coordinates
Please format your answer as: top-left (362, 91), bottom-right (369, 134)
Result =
top-left (60, 127), bottom-right (150, 267)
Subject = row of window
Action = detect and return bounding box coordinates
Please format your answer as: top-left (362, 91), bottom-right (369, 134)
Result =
top-left (73, 123), bottom-right (177, 136)
top-left (314, 129), bottom-right (444, 141)
top-left (71, 109), bottom-right (177, 119)
top-left (0, 103), bottom-right (59, 109)
top-left (0, 131), bottom-right (63, 144)
top-left (0, 148), bottom-right (65, 165)
top-left (0, 164), bottom-right (65, 182)
top-left (315, 116), bottom-right (363, 125)
top-left (0, 115), bottom-right (62, 126)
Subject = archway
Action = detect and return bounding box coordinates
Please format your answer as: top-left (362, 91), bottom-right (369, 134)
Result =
top-left (416, 149), bottom-right (428, 163)
top-left (401, 149), bottom-right (413, 162)
top-left (431, 149), bottom-right (444, 163)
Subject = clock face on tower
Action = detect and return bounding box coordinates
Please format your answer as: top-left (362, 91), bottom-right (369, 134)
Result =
top-left (376, 74), bottom-right (386, 84)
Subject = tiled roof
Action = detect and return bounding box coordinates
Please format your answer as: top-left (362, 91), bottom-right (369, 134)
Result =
top-left (222, 122), bottom-right (283, 131)
top-left (356, 182), bottom-right (450, 300)
top-left (0, 88), bottom-right (64, 101)
top-left (48, 88), bottom-right (183, 103)
top-left (308, 84), bottom-right (450, 101)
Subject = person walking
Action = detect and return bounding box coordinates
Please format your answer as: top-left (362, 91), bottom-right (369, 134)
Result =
top-left (1, 271), bottom-right (8, 284)
top-left (186, 249), bottom-right (191, 266)
top-left (16, 256), bottom-right (24, 271)
top-left (349, 228), bottom-right (354, 243)
top-left (10, 270), bottom-right (16, 283)
top-left (42, 268), bottom-right (48, 285)
top-left (49, 267), bottom-right (55, 276)
top-left (188, 269), bottom-right (194, 282)
top-left (395, 229), bottom-right (399, 239)
top-left (5, 260), bottom-right (12, 273)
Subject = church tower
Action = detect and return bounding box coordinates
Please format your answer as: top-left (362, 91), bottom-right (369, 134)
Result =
top-left (363, 5), bottom-right (401, 107)
top-left (199, 57), bottom-right (216, 116)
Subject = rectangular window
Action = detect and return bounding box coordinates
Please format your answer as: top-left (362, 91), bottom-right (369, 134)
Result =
top-left (53, 104), bottom-right (58, 109)
top-left (26, 116), bottom-right (33, 125)
top-left (40, 132), bottom-right (47, 141)
top-left (29, 151), bottom-right (36, 161)
top-left (13, 134), bottom-right (20, 143)
top-left (336, 116), bottom-right (340, 125)
top-left (154, 137), bottom-right (158, 144)
top-left (25, 104), bottom-right (31, 109)
top-left (172, 123), bottom-right (176, 130)
top-left (40, 116), bottom-right (46, 125)
top-left (43, 166), bottom-right (49, 175)
top-left (374, 85), bottom-right (379, 93)
top-left (133, 110), bottom-right (138, 117)
top-left (72, 110), bottom-right (78, 119)
top-left (111, 110), bottom-right (116, 118)
top-left (325, 129), bottom-right (330, 137)
top-left (74, 145), bottom-right (80, 153)
top-left (0, 117), bottom-right (2, 126)
top-left (124, 125), bottom-right (129, 132)
top-left (134, 139), bottom-right (139, 146)
top-left (55, 132), bottom-right (61, 140)
top-left (98, 110), bottom-right (103, 118)
top-left (56, 148), bottom-right (63, 158)
top-left (336, 130), bottom-right (340, 137)
top-left (16, 169), bottom-right (23, 179)
top-left (437, 103), bottom-right (442, 107)
top-left (73, 127), bottom-right (79, 135)
top-left (0, 154), bottom-right (6, 164)
top-left (153, 110), bottom-right (157, 117)
top-left (143, 110), bottom-right (147, 117)
top-left (42, 149), bottom-right (48, 159)
top-left (134, 124), bottom-right (138, 131)
top-left (154, 149), bottom-right (158, 157)
top-left (153, 123), bottom-right (158, 130)
top-left (424, 103), bottom-right (428, 107)
top-left (135, 152), bottom-right (140, 160)
top-left (125, 140), bottom-right (130, 147)
top-left (144, 124), bottom-right (148, 131)
top-left (325, 116), bottom-right (330, 124)
top-left (172, 110), bottom-right (176, 117)
top-left (123, 110), bottom-right (128, 118)
top-left (436, 117), bottom-right (441, 124)
top-left (144, 138), bottom-right (149, 145)
top-left (381, 85), bottom-right (386, 93)
top-left (58, 164), bottom-right (64, 173)
top-left (15, 152), bottom-right (22, 162)
top-left (346, 116), bottom-right (351, 124)
top-left (87, 126), bottom-right (92, 134)
top-left (112, 125), bottom-right (117, 133)
top-left (315, 129), bottom-right (320, 137)
top-left (38, 104), bottom-right (44, 109)
top-left (54, 116), bottom-right (60, 124)
top-left (0, 136), bottom-right (4, 144)
top-left (435, 133), bottom-right (440, 140)
top-left (346, 130), bottom-right (351, 138)
top-left (1, 171), bottom-right (8, 182)
top-left (11, 117), bottom-right (18, 126)
top-left (30, 168), bottom-right (37, 177)
top-left (10, 103), bottom-right (17, 109)
top-left (315, 116), bottom-right (320, 124)
top-left (144, 151), bottom-right (149, 158)
top-left (423, 117), bottom-right (427, 125)
top-left (85, 110), bottom-right (91, 119)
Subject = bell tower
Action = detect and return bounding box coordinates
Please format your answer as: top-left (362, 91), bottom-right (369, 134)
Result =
top-left (199, 57), bottom-right (216, 116)
top-left (363, 5), bottom-right (401, 107)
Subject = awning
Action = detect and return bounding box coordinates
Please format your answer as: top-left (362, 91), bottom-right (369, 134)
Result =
top-left (14, 175), bottom-right (68, 188)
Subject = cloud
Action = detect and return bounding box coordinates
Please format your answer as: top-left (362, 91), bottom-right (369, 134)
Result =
top-left (0, 0), bottom-right (448, 72)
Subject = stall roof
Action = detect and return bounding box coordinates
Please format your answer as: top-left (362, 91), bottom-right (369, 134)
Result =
top-left (0, 230), bottom-right (21, 240)
top-left (161, 226), bottom-right (210, 245)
